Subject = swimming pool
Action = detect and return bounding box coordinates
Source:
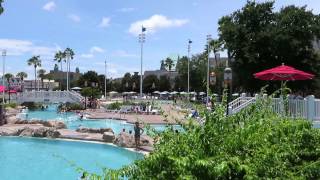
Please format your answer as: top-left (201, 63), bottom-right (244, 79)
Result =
top-left (23, 104), bottom-right (182, 134)
top-left (0, 137), bottom-right (142, 180)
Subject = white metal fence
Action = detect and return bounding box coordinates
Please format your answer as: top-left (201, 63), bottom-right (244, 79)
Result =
top-left (17, 91), bottom-right (83, 104)
top-left (228, 94), bottom-right (320, 121)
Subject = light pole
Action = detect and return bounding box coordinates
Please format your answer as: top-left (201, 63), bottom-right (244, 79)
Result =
top-left (187, 39), bottom-right (192, 95)
top-left (139, 26), bottom-right (146, 98)
top-left (65, 49), bottom-right (71, 91)
top-left (206, 34), bottom-right (212, 106)
top-left (2, 49), bottom-right (6, 104)
top-left (104, 60), bottom-right (107, 99)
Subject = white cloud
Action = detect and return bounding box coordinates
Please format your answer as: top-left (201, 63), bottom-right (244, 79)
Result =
top-left (0, 39), bottom-right (59, 56)
top-left (129, 14), bottom-right (189, 36)
top-left (68, 14), bottom-right (81, 23)
top-left (112, 50), bottom-right (137, 58)
top-left (80, 54), bottom-right (94, 59)
top-left (43, 1), bottom-right (56, 12)
top-left (90, 46), bottom-right (105, 53)
top-left (118, 7), bottom-right (135, 13)
top-left (98, 17), bottom-right (111, 28)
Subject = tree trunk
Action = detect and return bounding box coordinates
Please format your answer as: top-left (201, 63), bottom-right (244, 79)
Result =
top-left (34, 67), bottom-right (37, 91)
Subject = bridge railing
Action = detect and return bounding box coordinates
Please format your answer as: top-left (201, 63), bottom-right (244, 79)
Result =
top-left (17, 91), bottom-right (83, 103)
top-left (228, 94), bottom-right (319, 121)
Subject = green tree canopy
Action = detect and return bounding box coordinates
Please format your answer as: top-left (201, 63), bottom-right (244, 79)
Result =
top-left (16, 72), bottom-right (27, 81)
top-left (77, 71), bottom-right (99, 88)
top-left (218, 1), bottom-right (320, 93)
top-left (143, 75), bottom-right (159, 93)
top-left (159, 75), bottom-right (171, 91)
top-left (0, 0), bottom-right (4, 15)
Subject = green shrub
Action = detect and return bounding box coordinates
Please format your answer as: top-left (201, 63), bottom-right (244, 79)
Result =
top-left (107, 102), bottom-right (121, 110)
top-left (4, 103), bottom-right (17, 108)
top-left (85, 90), bottom-right (320, 179)
top-left (21, 102), bottom-right (42, 110)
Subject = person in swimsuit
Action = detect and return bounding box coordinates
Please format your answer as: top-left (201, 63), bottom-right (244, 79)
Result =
top-left (134, 122), bottom-right (144, 149)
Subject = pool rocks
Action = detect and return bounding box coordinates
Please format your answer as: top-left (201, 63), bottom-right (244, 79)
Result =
top-left (14, 120), bottom-right (67, 129)
top-left (0, 124), bottom-right (61, 138)
top-left (102, 132), bottom-right (115, 142)
top-left (76, 127), bottom-right (114, 134)
top-left (114, 132), bottom-right (153, 148)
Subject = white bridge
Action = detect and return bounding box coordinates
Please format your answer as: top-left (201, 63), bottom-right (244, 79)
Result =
top-left (16, 91), bottom-right (83, 104)
top-left (228, 93), bottom-right (320, 122)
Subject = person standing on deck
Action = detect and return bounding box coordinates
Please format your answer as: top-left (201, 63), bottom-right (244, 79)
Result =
top-left (134, 121), bottom-right (144, 149)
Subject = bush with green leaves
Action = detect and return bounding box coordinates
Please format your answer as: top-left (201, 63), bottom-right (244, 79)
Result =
top-left (84, 90), bottom-right (320, 179)
top-left (107, 102), bottom-right (121, 110)
top-left (4, 103), bottom-right (17, 109)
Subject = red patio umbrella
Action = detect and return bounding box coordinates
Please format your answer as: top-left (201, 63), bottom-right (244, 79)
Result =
top-left (254, 63), bottom-right (314, 81)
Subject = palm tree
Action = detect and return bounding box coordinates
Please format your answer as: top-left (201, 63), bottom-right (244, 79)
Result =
top-left (64, 48), bottom-right (75, 90)
top-left (37, 69), bottom-right (46, 89)
top-left (54, 51), bottom-right (65, 72)
top-left (209, 39), bottom-right (222, 67)
top-left (4, 73), bottom-right (13, 103)
top-left (16, 72), bottom-right (27, 92)
top-left (27, 56), bottom-right (41, 90)
top-left (164, 57), bottom-right (175, 90)
top-left (0, 0), bottom-right (4, 15)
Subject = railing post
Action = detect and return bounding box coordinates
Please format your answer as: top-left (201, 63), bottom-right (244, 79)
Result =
top-left (228, 105), bottom-right (232, 115)
top-left (306, 95), bottom-right (315, 121)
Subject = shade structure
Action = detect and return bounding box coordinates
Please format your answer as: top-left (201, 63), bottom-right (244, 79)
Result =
top-left (170, 91), bottom-right (178, 95)
top-left (109, 91), bottom-right (118, 94)
top-left (71, 87), bottom-right (82, 90)
top-left (160, 91), bottom-right (169, 95)
top-left (199, 92), bottom-right (206, 95)
top-left (254, 64), bottom-right (314, 81)
top-left (153, 91), bottom-right (160, 94)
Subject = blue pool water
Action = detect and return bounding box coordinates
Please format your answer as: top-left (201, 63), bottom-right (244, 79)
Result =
top-left (0, 137), bottom-right (142, 180)
top-left (24, 104), bottom-right (182, 134)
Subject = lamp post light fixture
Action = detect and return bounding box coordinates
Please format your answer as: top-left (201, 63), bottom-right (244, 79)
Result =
top-left (139, 26), bottom-right (146, 98)
top-left (2, 49), bottom-right (6, 104)
top-left (206, 34), bottom-right (212, 106)
top-left (187, 39), bottom-right (192, 96)
top-left (104, 60), bottom-right (107, 100)
top-left (224, 65), bottom-right (232, 115)
top-left (65, 49), bottom-right (71, 91)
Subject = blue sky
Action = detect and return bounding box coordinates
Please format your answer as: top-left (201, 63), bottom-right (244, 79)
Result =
top-left (0, 0), bottom-right (319, 79)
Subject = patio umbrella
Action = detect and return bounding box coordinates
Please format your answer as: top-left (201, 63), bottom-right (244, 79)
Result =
top-left (160, 91), bottom-right (169, 95)
top-left (109, 91), bottom-right (118, 94)
top-left (170, 91), bottom-right (178, 95)
top-left (0, 86), bottom-right (5, 93)
top-left (180, 91), bottom-right (188, 95)
top-left (71, 87), bottom-right (82, 90)
top-left (199, 92), bottom-right (206, 95)
top-left (254, 63), bottom-right (314, 95)
top-left (254, 63), bottom-right (314, 81)
top-left (153, 91), bottom-right (160, 94)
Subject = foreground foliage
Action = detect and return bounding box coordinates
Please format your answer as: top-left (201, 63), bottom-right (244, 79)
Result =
top-left (85, 92), bottom-right (320, 179)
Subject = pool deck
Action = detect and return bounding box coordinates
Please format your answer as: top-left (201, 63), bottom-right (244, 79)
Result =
top-left (84, 104), bottom-right (187, 125)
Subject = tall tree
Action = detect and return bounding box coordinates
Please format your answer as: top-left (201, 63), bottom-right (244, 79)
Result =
top-left (37, 69), bottom-right (46, 89)
top-left (53, 64), bottom-right (59, 72)
top-left (159, 75), bottom-right (171, 91)
top-left (27, 56), bottom-right (41, 90)
top-left (16, 72), bottom-right (27, 81)
top-left (77, 71), bottom-right (99, 88)
top-left (121, 73), bottom-right (132, 92)
top-left (16, 72), bottom-right (27, 92)
top-left (4, 73), bottom-right (13, 102)
top-left (54, 51), bottom-right (65, 72)
top-left (143, 75), bottom-right (159, 93)
top-left (75, 67), bottom-right (80, 73)
top-left (0, 0), bottom-right (4, 15)
top-left (218, 1), bottom-right (320, 93)
top-left (164, 57), bottom-right (174, 72)
top-left (209, 39), bottom-right (223, 67)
